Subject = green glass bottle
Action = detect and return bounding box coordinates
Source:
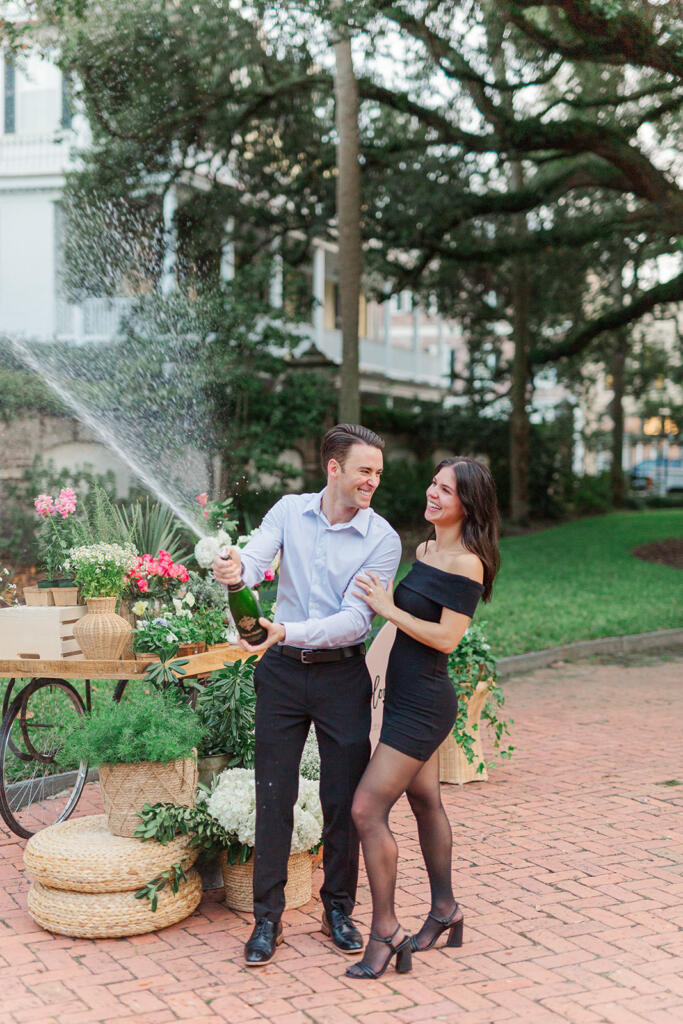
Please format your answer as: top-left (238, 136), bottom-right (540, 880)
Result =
top-left (227, 581), bottom-right (268, 645)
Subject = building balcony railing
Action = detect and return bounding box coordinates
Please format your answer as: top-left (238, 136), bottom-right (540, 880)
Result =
top-left (55, 297), bottom-right (133, 342)
top-left (0, 132), bottom-right (73, 179)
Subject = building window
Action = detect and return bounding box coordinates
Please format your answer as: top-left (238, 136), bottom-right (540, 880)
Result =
top-left (3, 54), bottom-right (15, 134)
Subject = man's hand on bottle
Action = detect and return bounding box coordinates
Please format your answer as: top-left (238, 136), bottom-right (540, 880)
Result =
top-left (239, 619), bottom-right (286, 654)
top-left (212, 546), bottom-right (242, 586)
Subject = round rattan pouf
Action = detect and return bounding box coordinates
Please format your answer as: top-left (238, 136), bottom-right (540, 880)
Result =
top-left (27, 872), bottom-right (202, 938)
top-left (24, 814), bottom-right (199, 892)
top-left (220, 851), bottom-right (312, 912)
top-left (23, 815), bottom-right (202, 938)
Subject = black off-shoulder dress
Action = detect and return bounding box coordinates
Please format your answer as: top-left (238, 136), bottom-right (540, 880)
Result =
top-left (380, 559), bottom-right (484, 761)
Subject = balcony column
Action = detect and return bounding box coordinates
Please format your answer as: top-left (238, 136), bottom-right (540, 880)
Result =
top-left (412, 302), bottom-right (420, 378)
top-left (383, 301), bottom-right (391, 376)
top-left (269, 239), bottom-right (283, 309)
top-left (160, 185), bottom-right (177, 296)
top-left (221, 217), bottom-right (235, 282)
top-left (437, 318), bottom-right (445, 378)
top-left (72, 304), bottom-right (84, 344)
top-left (312, 244), bottom-right (325, 349)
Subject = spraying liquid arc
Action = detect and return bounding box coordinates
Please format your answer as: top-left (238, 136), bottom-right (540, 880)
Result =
top-left (6, 335), bottom-right (208, 539)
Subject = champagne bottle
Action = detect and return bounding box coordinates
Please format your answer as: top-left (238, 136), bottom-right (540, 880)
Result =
top-left (220, 549), bottom-right (268, 645)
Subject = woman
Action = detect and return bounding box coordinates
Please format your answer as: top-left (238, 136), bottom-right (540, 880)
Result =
top-left (346, 457), bottom-right (500, 980)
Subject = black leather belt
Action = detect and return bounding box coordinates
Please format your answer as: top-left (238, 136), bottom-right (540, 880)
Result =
top-left (277, 644), bottom-right (365, 664)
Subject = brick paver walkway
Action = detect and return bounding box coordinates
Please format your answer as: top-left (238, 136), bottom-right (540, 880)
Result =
top-left (1, 654), bottom-right (682, 1024)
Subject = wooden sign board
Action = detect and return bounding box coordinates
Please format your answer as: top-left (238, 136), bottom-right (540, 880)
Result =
top-left (365, 622), bottom-right (396, 752)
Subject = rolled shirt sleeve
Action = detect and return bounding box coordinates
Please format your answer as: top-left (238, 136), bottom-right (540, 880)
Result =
top-left (281, 530), bottom-right (402, 648)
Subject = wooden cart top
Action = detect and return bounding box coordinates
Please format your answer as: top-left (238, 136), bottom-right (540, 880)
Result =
top-left (0, 644), bottom-right (251, 680)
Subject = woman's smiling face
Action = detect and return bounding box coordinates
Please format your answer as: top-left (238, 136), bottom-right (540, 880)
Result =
top-left (424, 465), bottom-right (465, 527)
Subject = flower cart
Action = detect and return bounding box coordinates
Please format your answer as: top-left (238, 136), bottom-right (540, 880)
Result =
top-left (0, 646), bottom-right (250, 840)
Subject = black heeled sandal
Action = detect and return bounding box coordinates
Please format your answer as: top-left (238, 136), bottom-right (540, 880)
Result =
top-left (345, 925), bottom-right (412, 979)
top-left (410, 903), bottom-right (464, 952)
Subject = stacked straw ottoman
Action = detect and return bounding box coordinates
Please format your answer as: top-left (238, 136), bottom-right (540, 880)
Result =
top-left (24, 815), bottom-right (202, 938)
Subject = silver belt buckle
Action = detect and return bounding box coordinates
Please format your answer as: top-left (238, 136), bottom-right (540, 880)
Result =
top-left (300, 649), bottom-right (315, 664)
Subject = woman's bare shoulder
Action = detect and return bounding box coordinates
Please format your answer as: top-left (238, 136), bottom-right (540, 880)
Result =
top-left (415, 540), bottom-right (428, 559)
top-left (444, 550), bottom-right (484, 584)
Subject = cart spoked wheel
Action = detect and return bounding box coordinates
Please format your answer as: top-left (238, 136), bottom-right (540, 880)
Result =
top-left (0, 679), bottom-right (88, 839)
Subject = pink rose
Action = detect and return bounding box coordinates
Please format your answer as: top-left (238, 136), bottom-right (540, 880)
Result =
top-left (195, 493), bottom-right (208, 507)
top-left (137, 579), bottom-right (149, 593)
top-left (264, 568), bottom-right (275, 581)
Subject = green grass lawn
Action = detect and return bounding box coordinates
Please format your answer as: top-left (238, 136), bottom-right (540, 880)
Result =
top-left (398, 509), bottom-right (683, 658)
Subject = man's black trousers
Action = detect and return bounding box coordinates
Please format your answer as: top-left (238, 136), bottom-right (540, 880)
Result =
top-left (252, 646), bottom-right (372, 923)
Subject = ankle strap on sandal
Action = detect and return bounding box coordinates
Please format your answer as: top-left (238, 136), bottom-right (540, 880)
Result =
top-left (427, 903), bottom-right (459, 926)
top-left (369, 924), bottom-right (401, 945)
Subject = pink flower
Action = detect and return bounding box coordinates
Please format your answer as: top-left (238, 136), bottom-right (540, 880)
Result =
top-left (34, 494), bottom-right (55, 518)
top-left (204, 509), bottom-right (210, 520)
top-left (55, 487), bottom-right (77, 518)
top-left (195, 493), bottom-right (208, 507)
top-left (264, 568), bottom-right (275, 581)
top-left (137, 579), bottom-right (149, 593)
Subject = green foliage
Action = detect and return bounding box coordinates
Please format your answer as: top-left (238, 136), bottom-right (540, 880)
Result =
top-left (195, 656), bottom-right (258, 763)
top-left (58, 688), bottom-right (203, 767)
top-left (0, 366), bottom-right (66, 421)
top-left (186, 571), bottom-right (229, 611)
top-left (448, 624), bottom-right (514, 772)
top-left (117, 497), bottom-right (191, 563)
top-left (134, 607), bottom-right (226, 655)
top-left (572, 472), bottom-right (613, 515)
top-left (142, 654), bottom-right (190, 696)
top-left (134, 801), bottom-right (240, 911)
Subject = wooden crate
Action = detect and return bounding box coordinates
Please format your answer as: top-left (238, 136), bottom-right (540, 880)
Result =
top-left (0, 606), bottom-right (87, 661)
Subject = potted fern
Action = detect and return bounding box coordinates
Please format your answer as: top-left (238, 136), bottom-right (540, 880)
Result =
top-left (59, 689), bottom-right (203, 837)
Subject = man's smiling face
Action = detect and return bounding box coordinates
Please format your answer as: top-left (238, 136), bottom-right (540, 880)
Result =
top-left (331, 443), bottom-right (384, 511)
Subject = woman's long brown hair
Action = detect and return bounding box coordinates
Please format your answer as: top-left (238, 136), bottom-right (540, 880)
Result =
top-left (428, 457), bottom-right (501, 602)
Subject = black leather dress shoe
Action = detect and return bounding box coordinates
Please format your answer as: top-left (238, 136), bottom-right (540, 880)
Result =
top-left (321, 908), bottom-right (363, 954)
top-left (245, 918), bottom-right (283, 966)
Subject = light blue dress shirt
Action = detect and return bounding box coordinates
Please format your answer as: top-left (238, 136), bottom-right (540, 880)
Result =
top-left (240, 489), bottom-right (402, 649)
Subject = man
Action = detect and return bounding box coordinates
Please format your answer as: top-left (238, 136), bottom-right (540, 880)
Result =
top-left (212, 423), bottom-right (402, 966)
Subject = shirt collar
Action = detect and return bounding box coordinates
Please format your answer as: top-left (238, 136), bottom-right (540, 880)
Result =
top-left (303, 489), bottom-right (371, 536)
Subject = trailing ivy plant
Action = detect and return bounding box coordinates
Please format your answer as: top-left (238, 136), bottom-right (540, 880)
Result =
top-left (448, 623), bottom-right (514, 774)
top-left (134, 801), bottom-right (248, 910)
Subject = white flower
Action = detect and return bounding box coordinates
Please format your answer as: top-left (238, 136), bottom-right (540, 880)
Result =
top-left (132, 601), bottom-right (147, 617)
top-left (184, 592), bottom-right (196, 607)
top-left (300, 727), bottom-right (321, 781)
top-left (207, 768), bottom-right (322, 854)
top-left (165, 631), bottom-right (178, 643)
top-left (173, 597), bottom-right (183, 612)
top-left (194, 530), bottom-right (231, 568)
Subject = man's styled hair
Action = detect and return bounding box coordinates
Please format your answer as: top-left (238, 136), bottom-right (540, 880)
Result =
top-left (320, 423), bottom-right (385, 473)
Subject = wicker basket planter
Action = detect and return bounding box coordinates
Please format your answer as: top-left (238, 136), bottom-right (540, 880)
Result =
top-left (99, 756), bottom-right (198, 837)
top-left (23, 814), bottom-right (198, 892)
top-left (72, 596), bottom-right (132, 660)
top-left (220, 850), bottom-right (313, 912)
top-left (439, 678), bottom-right (493, 785)
top-left (27, 872), bottom-right (202, 939)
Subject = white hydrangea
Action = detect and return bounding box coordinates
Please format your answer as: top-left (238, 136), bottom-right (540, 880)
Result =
top-left (300, 726), bottom-right (321, 781)
top-left (206, 767), bottom-right (322, 855)
top-left (194, 529), bottom-right (231, 568)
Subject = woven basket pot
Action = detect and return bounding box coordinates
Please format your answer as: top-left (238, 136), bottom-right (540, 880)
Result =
top-left (72, 596), bottom-right (131, 661)
top-left (220, 850), bottom-right (312, 912)
top-left (439, 678), bottom-right (493, 785)
top-left (99, 756), bottom-right (198, 838)
top-left (23, 814), bottom-right (198, 893)
top-left (27, 871), bottom-right (202, 939)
